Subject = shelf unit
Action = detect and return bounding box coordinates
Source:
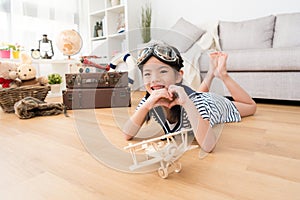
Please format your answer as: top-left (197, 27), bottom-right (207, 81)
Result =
top-left (88, 0), bottom-right (146, 64)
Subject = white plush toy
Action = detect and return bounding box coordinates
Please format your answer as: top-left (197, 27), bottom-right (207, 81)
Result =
top-left (109, 53), bottom-right (137, 87)
top-left (17, 52), bottom-right (48, 86)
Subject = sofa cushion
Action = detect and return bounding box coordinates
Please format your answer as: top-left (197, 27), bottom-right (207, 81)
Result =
top-left (273, 12), bottom-right (300, 48)
top-left (218, 15), bottom-right (275, 50)
top-left (199, 47), bottom-right (300, 72)
top-left (161, 17), bottom-right (206, 53)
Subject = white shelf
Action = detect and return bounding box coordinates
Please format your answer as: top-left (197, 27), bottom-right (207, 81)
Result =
top-left (0, 58), bottom-right (77, 65)
top-left (32, 59), bottom-right (79, 91)
top-left (89, 10), bottom-right (106, 16)
top-left (32, 59), bottom-right (78, 64)
top-left (91, 36), bottom-right (107, 41)
top-left (108, 32), bottom-right (126, 39)
top-left (88, 0), bottom-right (146, 62)
top-left (106, 4), bottom-right (125, 13)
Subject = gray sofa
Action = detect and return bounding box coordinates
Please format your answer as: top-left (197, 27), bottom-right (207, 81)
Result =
top-left (198, 13), bottom-right (300, 101)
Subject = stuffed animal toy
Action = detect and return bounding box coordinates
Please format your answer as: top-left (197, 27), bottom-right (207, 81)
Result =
top-left (109, 52), bottom-right (137, 88)
top-left (17, 52), bottom-right (48, 86)
top-left (14, 96), bottom-right (66, 119)
top-left (0, 61), bottom-right (21, 88)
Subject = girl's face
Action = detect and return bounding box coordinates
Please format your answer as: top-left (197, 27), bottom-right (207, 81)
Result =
top-left (142, 57), bottom-right (183, 94)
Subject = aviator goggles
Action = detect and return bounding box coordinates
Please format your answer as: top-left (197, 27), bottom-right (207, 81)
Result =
top-left (137, 44), bottom-right (183, 71)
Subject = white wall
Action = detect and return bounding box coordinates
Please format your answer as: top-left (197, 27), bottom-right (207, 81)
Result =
top-left (150, 0), bottom-right (300, 28)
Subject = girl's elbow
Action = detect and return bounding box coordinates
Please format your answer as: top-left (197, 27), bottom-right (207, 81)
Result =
top-left (201, 143), bottom-right (215, 153)
top-left (251, 102), bottom-right (257, 115)
top-left (200, 133), bottom-right (217, 153)
top-left (124, 133), bottom-right (133, 141)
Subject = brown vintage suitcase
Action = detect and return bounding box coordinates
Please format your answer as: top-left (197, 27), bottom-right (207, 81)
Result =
top-left (62, 87), bottom-right (131, 110)
top-left (65, 72), bottom-right (128, 89)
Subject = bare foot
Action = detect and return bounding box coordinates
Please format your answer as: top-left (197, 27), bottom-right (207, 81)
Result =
top-left (208, 52), bottom-right (219, 76)
top-left (214, 52), bottom-right (229, 79)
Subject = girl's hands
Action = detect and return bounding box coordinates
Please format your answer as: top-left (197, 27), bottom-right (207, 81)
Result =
top-left (144, 85), bottom-right (188, 110)
top-left (144, 88), bottom-right (172, 110)
top-left (168, 85), bottom-right (189, 108)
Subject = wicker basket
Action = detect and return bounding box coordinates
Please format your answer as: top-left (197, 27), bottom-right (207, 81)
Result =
top-left (0, 85), bottom-right (51, 113)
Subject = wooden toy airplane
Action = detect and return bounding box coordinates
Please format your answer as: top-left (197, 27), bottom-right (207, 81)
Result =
top-left (124, 128), bottom-right (198, 178)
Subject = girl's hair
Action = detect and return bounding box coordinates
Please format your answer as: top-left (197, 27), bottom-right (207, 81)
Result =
top-left (144, 91), bottom-right (151, 123)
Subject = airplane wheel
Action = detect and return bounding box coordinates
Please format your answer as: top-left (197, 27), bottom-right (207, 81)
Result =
top-left (167, 145), bottom-right (177, 155)
top-left (163, 145), bottom-right (177, 161)
top-left (174, 162), bottom-right (182, 173)
top-left (158, 167), bottom-right (168, 179)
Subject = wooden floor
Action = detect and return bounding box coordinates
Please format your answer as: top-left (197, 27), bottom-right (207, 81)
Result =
top-left (0, 92), bottom-right (300, 200)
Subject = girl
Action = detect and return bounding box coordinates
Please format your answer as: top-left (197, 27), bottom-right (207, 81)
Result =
top-left (122, 44), bottom-right (256, 152)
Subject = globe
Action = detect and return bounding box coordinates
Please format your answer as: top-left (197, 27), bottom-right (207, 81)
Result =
top-left (56, 29), bottom-right (82, 59)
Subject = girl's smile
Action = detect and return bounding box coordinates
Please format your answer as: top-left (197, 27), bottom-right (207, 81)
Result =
top-left (151, 85), bottom-right (165, 90)
top-left (142, 57), bottom-right (183, 94)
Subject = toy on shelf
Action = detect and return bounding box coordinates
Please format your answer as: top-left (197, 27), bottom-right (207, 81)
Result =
top-left (109, 52), bottom-right (137, 86)
top-left (80, 55), bottom-right (110, 71)
top-left (124, 128), bottom-right (198, 179)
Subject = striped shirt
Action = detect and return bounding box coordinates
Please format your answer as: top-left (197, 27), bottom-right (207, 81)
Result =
top-left (136, 86), bottom-right (241, 134)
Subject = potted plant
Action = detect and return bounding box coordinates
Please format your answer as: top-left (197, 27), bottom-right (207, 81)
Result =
top-left (0, 43), bottom-right (11, 59)
top-left (48, 73), bottom-right (63, 93)
top-left (10, 43), bottom-right (23, 59)
top-left (0, 43), bottom-right (23, 59)
top-left (140, 3), bottom-right (152, 43)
